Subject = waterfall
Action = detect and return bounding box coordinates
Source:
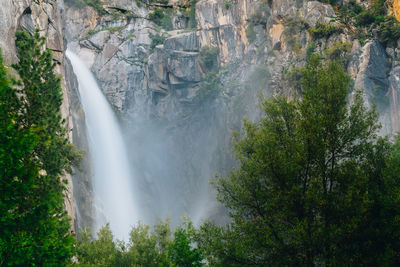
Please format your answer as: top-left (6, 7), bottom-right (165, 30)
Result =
top-left (66, 49), bottom-right (138, 240)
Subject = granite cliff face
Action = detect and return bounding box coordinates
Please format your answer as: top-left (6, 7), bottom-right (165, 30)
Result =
top-left (2, 0), bottom-right (400, 231)
top-left (62, 0), bottom-right (400, 229)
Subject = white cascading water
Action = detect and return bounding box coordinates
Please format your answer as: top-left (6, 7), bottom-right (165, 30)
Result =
top-left (66, 49), bottom-right (138, 240)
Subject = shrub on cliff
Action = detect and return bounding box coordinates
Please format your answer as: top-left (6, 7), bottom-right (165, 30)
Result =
top-left (379, 16), bottom-right (400, 47)
top-left (149, 8), bottom-right (173, 30)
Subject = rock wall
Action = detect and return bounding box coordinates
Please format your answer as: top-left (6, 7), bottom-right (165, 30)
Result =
top-left (0, 0), bottom-right (76, 231)
top-left (2, 0), bottom-right (397, 231)
top-left (61, 0), bottom-right (400, 229)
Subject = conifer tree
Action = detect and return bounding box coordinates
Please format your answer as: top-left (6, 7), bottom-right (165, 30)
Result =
top-left (13, 29), bottom-right (79, 176)
top-left (0, 29), bottom-right (79, 265)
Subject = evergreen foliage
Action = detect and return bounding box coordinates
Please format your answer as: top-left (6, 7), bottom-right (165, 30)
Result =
top-left (195, 46), bottom-right (221, 103)
top-left (13, 30), bottom-right (80, 177)
top-left (308, 22), bottom-right (341, 39)
top-left (72, 219), bottom-right (203, 266)
top-left (0, 29), bottom-right (79, 265)
top-left (150, 33), bottom-right (166, 50)
top-left (65, 0), bottom-right (106, 15)
top-left (379, 16), bottom-right (400, 47)
top-left (148, 8), bottom-right (173, 30)
top-left (198, 55), bottom-right (400, 265)
top-left (188, 0), bottom-right (198, 29)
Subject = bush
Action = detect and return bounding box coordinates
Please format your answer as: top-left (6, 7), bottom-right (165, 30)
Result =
top-left (327, 41), bottom-right (351, 66)
top-left (356, 10), bottom-right (376, 26)
top-left (224, 1), bottom-right (232, 9)
top-left (308, 22), bottom-right (341, 39)
top-left (306, 42), bottom-right (317, 60)
top-left (338, 0), bottom-right (364, 27)
top-left (371, 0), bottom-right (386, 17)
top-left (66, 0), bottom-right (106, 15)
top-left (246, 22), bottom-right (256, 43)
top-left (88, 29), bottom-right (96, 36)
top-left (149, 0), bottom-right (169, 4)
top-left (150, 33), bottom-right (166, 50)
top-left (188, 0), bottom-right (198, 29)
top-left (379, 16), bottom-right (400, 47)
top-left (195, 70), bottom-right (222, 103)
top-left (200, 46), bottom-right (219, 72)
top-left (148, 8), bottom-right (173, 30)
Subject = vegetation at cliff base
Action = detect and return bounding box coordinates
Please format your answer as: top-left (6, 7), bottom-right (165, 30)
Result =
top-left (0, 29), bottom-right (80, 266)
top-left (197, 55), bottom-right (400, 266)
top-left (71, 53), bottom-right (400, 267)
top-left (71, 219), bottom-right (203, 266)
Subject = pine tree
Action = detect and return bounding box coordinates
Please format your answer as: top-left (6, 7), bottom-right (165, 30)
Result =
top-left (0, 29), bottom-right (79, 265)
top-left (13, 29), bottom-right (79, 176)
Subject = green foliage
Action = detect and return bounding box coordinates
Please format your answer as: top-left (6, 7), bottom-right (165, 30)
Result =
top-left (169, 221), bottom-right (203, 267)
top-left (355, 10), bottom-right (377, 26)
top-left (246, 22), bottom-right (256, 43)
top-left (149, 8), bottom-right (173, 30)
top-left (327, 41), bottom-right (351, 66)
top-left (306, 41), bottom-right (316, 59)
top-left (0, 29), bottom-right (79, 265)
top-left (315, 0), bottom-right (339, 5)
top-left (66, 0), bottom-right (106, 15)
top-left (150, 33), bottom-right (166, 50)
top-left (224, 1), bottom-right (232, 9)
top-left (126, 12), bottom-right (134, 21)
top-left (148, 0), bottom-right (169, 4)
top-left (308, 22), bottom-right (341, 39)
top-left (199, 46), bottom-right (219, 72)
top-left (74, 219), bottom-right (204, 266)
top-left (285, 65), bottom-right (303, 91)
top-left (128, 220), bottom-right (171, 266)
top-left (248, 3), bottom-right (269, 26)
top-left (195, 46), bottom-right (221, 103)
top-left (74, 225), bottom-right (126, 266)
top-left (245, 65), bottom-right (270, 91)
top-left (12, 29), bottom-right (81, 176)
top-left (371, 0), bottom-right (386, 17)
top-left (195, 70), bottom-right (222, 103)
top-left (353, 0), bottom-right (385, 26)
top-left (283, 17), bottom-right (308, 51)
top-left (283, 17), bottom-right (309, 38)
top-left (379, 16), bottom-right (400, 47)
top-left (337, 0), bottom-right (364, 27)
top-left (188, 0), bottom-right (198, 29)
top-left (199, 54), bottom-right (400, 265)
top-left (337, 0), bottom-right (395, 46)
